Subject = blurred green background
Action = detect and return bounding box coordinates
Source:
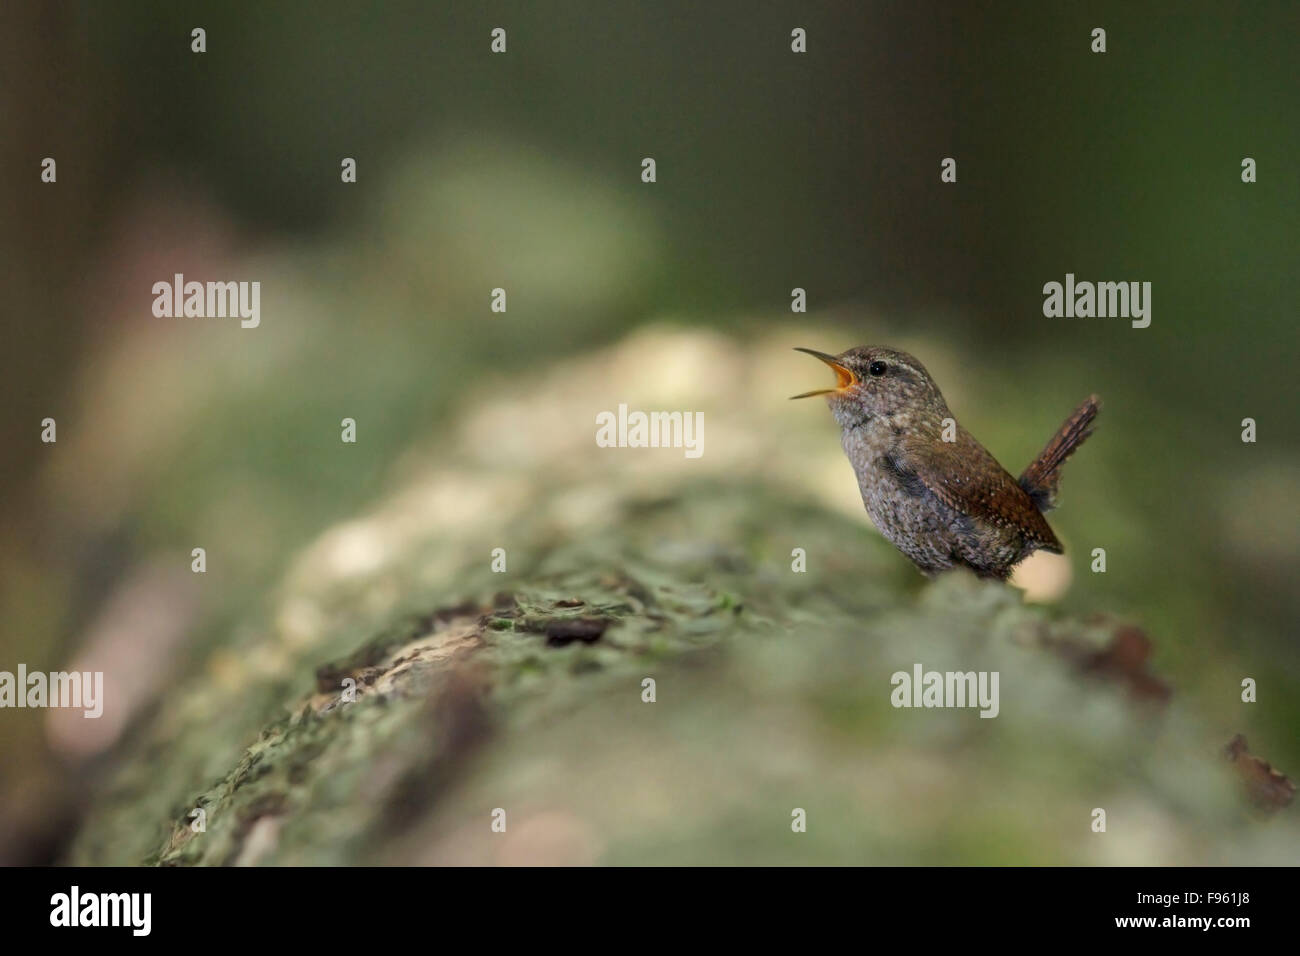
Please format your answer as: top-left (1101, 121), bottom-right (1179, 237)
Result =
top-left (1, 1), bottom-right (1296, 863)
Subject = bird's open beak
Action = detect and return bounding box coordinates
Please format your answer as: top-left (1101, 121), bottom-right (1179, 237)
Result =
top-left (790, 348), bottom-right (858, 399)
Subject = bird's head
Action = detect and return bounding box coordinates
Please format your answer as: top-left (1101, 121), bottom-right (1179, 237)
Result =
top-left (791, 346), bottom-right (948, 429)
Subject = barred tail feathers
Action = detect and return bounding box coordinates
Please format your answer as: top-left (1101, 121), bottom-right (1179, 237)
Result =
top-left (1018, 395), bottom-right (1100, 512)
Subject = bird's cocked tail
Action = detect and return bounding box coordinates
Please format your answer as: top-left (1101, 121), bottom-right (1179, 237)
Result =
top-left (1018, 395), bottom-right (1100, 512)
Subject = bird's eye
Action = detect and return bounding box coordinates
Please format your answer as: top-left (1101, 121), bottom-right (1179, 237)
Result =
top-left (868, 361), bottom-right (887, 376)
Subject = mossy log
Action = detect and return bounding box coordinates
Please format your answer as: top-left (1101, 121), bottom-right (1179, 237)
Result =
top-left (67, 331), bottom-right (1295, 866)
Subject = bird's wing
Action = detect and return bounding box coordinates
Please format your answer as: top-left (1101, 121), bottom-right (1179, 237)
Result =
top-left (901, 428), bottom-right (1062, 551)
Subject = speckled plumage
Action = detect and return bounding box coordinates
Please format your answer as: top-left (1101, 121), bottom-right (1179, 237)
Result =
top-left (795, 346), bottom-right (1099, 580)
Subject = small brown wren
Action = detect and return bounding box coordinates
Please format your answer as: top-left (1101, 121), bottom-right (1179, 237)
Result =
top-left (793, 346), bottom-right (1099, 580)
